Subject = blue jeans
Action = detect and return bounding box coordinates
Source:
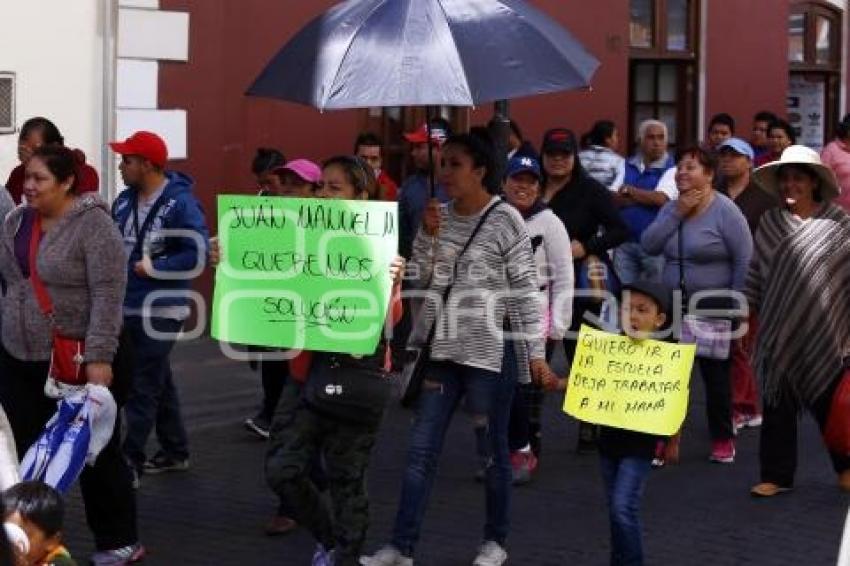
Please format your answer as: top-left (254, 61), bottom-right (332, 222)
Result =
top-left (599, 455), bottom-right (652, 566)
top-left (486, 343), bottom-right (517, 544)
top-left (122, 316), bottom-right (189, 468)
top-left (613, 241), bottom-right (664, 286)
top-left (391, 360), bottom-right (510, 556)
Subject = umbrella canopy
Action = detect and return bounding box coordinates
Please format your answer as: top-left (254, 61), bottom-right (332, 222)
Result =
top-left (247, 0), bottom-right (599, 110)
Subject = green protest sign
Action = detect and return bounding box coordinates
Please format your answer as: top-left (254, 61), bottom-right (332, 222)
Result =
top-left (211, 195), bottom-right (398, 355)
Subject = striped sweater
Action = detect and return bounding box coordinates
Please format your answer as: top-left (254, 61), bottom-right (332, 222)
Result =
top-left (745, 203), bottom-right (850, 408)
top-left (409, 197), bottom-right (545, 380)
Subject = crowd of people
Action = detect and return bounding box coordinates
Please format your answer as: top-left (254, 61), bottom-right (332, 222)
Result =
top-left (0, 120), bottom-right (209, 565)
top-left (0, 107), bottom-right (847, 566)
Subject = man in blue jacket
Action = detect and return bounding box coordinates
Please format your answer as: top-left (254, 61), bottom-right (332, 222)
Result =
top-left (613, 120), bottom-right (676, 285)
top-left (109, 131), bottom-right (209, 483)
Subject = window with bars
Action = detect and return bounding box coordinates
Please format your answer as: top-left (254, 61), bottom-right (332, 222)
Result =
top-left (628, 0), bottom-right (698, 150)
top-left (788, 1), bottom-right (842, 148)
top-left (0, 73), bottom-right (15, 134)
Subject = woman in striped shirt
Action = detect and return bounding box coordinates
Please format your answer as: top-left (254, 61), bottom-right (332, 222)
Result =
top-left (362, 133), bottom-right (552, 566)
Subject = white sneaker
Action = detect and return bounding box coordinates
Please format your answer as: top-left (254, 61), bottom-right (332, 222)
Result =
top-left (473, 541), bottom-right (508, 566)
top-left (359, 545), bottom-right (413, 566)
top-left (734, 413), bottom-right (763, 432)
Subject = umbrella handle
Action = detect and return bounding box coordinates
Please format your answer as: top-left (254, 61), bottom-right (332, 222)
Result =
top-left (427, 106), bottom-right (436, 199)
top-left (425, 107), bottom-right (440, 272)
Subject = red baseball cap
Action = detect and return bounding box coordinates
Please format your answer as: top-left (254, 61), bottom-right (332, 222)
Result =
top-left (109, 131), bottom-right (168, 167)
top-left (403, 123), bottom-right (448, 146)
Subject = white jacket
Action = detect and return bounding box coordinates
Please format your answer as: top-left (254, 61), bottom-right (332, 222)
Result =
top-left (525, 208), bottom-right (574, 339)
top-left (579, 145), bottom-right (625, 191)
top-left (0, 406), bottom-right (19, 490)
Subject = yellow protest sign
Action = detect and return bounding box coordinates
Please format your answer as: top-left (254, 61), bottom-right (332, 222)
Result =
top-left (562, 325), bottom-right (696, 436)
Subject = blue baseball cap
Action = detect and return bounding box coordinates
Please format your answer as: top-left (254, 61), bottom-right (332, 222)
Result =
top-left (505, 155), bottom-right (541, 179)
top-left (718, 137), bottom-right (754, 160)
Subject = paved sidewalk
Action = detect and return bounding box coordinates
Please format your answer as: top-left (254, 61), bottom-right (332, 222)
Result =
top-left (63, 338), bottom-right (849, 565)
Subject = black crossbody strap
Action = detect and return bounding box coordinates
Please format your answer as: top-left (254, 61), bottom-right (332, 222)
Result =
top-left (428, 199), bottom-right (503, 341)
top-left (131, 191), bottom-right (169, 259)
top-left (442, 199), bottom-right (502, 299)
top-left (678, 222), bottom-right (688, 310)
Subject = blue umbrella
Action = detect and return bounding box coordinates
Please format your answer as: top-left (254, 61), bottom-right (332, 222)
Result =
top-left (246, 0), bottom-right (599, 109)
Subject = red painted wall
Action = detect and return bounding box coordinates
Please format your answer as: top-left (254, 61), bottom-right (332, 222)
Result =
top-left (159, 0), bottom-right (628, 206)
top-left (159, 0), bottom-right (361, 300)
top-left (703, 1), bottom-right (789, 139)
top-left (156, 0), bottom-right (802, 305)
top-left (158, 0), bottom-right (628, 301)
top-left (470, 0), bottom-right (630, 151)
top-left (159, 0), bottom-right (360, 210)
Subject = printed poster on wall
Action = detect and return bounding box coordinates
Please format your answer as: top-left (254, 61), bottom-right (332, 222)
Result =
top-left (788, 74), bottom-right (825, 151)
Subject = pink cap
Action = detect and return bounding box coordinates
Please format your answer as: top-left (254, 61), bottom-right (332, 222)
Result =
top-left (274, 159), bottom-right (321, 183)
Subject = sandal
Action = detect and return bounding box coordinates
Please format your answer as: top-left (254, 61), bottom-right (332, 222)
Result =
top-left (838, 470), bottom-right (850, 492)
top-left (265, 515), bottom-right (298, 536)
top-left (750, 482), bottom-right (792, 497)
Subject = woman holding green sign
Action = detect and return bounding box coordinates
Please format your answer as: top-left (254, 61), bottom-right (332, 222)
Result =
top-left (214, 156), bottom-right (379, 546)
top-left (244, 156), bottom-right (324, 538)
top-left (362, 132), bottom-right (552, 566)
top-left (262, 155), bottom-right (404, 566)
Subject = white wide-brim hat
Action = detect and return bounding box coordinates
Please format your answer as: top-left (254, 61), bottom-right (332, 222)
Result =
top-left (752, 144), bottom-right (840, 200)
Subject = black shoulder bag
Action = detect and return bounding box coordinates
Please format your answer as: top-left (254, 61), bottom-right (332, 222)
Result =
top-left (303, 343), bottom-right (392, 427)
top-left (399, 200), bottom-right (503, 407)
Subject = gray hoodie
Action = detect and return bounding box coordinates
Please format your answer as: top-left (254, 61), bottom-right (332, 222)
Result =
top-left (0, 194), bottom-right (126, 363)
top-left (0, 187), bottom-right (13, 220)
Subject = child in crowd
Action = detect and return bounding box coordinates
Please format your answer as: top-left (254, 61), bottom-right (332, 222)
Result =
top-left (3, 481), bottom-right (76, 566)
top-left (548, 280), bottom-right (670, 566)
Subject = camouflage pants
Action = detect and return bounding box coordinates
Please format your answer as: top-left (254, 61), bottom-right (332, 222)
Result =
top-left (265, 381), bottom-right (379, 565)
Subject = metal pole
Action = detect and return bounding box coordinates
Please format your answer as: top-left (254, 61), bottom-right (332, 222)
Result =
top-left (426, 106), bottom-right (436, 198)
top-left (102, 0), bottom-right (119, 201)
top-left (492, 99), bottom-right (510, 192)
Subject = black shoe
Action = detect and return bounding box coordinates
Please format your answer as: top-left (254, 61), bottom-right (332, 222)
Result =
top-left (130, 466), bottom-right (141, 489)
top-left (529, 424), bottom-right (542, 460)
top-left (576, 438), bottom-right (597, 454)
top-left (143, 452), bottom-right (190, 475)
top-left (576, 423), bottom-right (598, 454)
top-left (474, 466), bottom-right (486, 483)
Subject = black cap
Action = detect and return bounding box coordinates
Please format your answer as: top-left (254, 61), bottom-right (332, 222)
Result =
top-left (621, 280), bottom-right (672, 317)
top-left (541, 128), bottom-right (578, 154)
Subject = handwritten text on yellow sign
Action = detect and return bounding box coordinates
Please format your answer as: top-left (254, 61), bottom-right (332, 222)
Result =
top-left (563, 326), bottom-right (696, 436)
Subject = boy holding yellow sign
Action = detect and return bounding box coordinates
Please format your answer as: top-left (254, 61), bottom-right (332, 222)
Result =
top-left (555, 280), bottom-right (687, 566)
top-left (597, 281), bottom-right (670, 566)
